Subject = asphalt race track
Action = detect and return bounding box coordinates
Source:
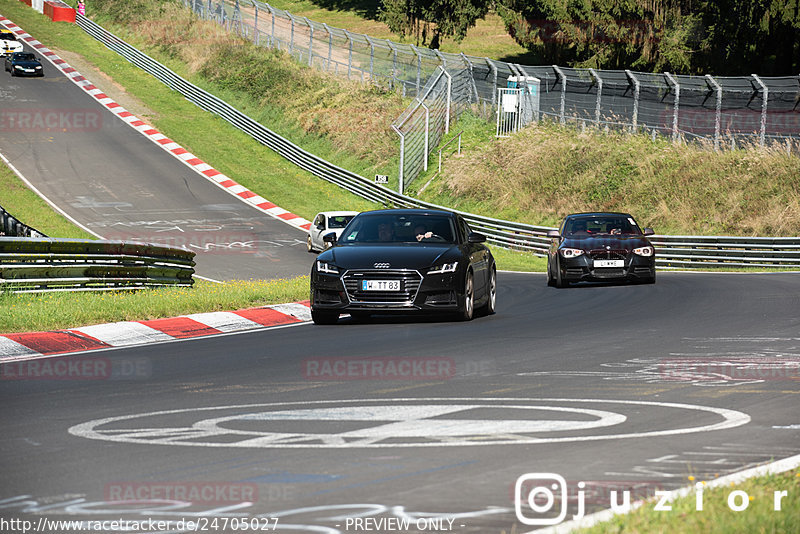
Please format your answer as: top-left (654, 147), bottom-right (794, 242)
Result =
top-left (2, 271), bottom-right (800, 532)
top-left (0, 40), bottom-right (312, 281)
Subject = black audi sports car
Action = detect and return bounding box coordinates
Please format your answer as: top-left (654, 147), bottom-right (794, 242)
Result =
top-left (310, 209), bottom-right (496, 324)
top-left (547, 212), bottom-right (656, 287)
top-left (4, 52), bottom-right (44, 77)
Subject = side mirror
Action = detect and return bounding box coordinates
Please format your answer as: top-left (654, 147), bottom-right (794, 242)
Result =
top-left (467, 232), bottom-right (486, 244)
top-left (316, 224), bottom-right (325, 230)
top-left (546, 230), bottom-right (560, 238)
top-left (322, 232), bottom-right (337, 244)
top-left (643, 228), bottom-right (655, 236)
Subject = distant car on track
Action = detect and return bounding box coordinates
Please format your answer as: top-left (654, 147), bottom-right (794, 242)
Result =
top-left (1, 30), bottom-right (24, 56)
top-left (5, 52), bottom-right (44, 77)
top-left (307, 211), bottom-right (359, 253)
top-left (547, 212), bottom-right (656, 287)
top-left (309, 208), bottom-right (496, 324)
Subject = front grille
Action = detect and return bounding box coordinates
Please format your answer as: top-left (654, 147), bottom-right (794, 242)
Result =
top-left (343, 269), bottom-right (421, 304)
top-left (590, 249), bottom-right (628, 261)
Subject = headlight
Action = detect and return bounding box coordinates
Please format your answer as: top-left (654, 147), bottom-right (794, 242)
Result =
top-left (428, 261), bottom-right (458, 274)
top-left (559, 248), bottom-right (584, 259)
top-left (35, 66), bottom-right (42, 69)
top-left (316, 261), bottom-right (339, 274)
top-left (633, 246), bottom-right (654, 257)
top-left (14, 65), bottom-right (23, 69)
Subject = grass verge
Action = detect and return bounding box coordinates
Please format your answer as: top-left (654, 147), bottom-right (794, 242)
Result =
top-left (0, 159), bottom-right (95, 239)
top-left (578, 470), bottom-right (800, 534)
top-left (0, 277), bottom-right (309, 333)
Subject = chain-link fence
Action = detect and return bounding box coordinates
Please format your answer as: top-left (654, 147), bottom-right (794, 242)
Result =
top-left (185, 0), bottom-right (800, 191)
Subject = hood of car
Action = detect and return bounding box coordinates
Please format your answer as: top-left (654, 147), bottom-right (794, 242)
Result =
top-left (320, 243), bottom-right (457, 269)
top-left (560, 235), bottom-right (653, 251)
top-left (11, 60), bottom-right (40, 68)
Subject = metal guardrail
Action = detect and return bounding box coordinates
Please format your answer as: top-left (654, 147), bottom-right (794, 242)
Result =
top-left (75, 15), bottom-right (799, 269)
top-left (1, 204), bottom-right (47, 238)
top-left (0, 238), bottom-right (196, 293)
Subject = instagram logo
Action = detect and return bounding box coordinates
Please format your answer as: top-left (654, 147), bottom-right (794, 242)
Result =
top-left (514, 473), bottom-right (568, 526)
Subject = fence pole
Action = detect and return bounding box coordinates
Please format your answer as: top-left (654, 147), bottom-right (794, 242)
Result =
top-left (289, 13), bottom-right (295, 54)
top-left (461, 52), bottom-right (479, 104)
top-left (365, 36), bottom-right (374, 80)
top-left (322, 23), bottom-right (332, 70)
top-left (442, 68), bottom-right (452, 134)
top-left (664, 72), bottom-right (680, 142)
top-left (392, 125), bottom-right (405, 193)
top-left (410, 45), bottom-right (422, 97)
top-left (553, 65), bottom-right (566, 124)
top-left (752, 74), bottom-right (768, 147)
top-left (486, 58), bottom-right (498, 108)
top-left (253, 4), bottom-right (259, 45)
top-left (705, 74), bottom-right (722, 150)
top-left (387, 40), bottom-right (397, 89)
top-left (588, 68), bottom-right (602, 126)
top-left (304, 17), bottom-right (313, 66)
top-left (344, 30), bottom-right (352, 79)
top-left (625, 70), bottom-right (640, 132)
top-left (269, 4), bottom-right (275, 47)
top-left (421, 102), bottom-right (430, 171)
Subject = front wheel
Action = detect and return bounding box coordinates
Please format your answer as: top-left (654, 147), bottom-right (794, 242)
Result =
top-left (478, 266), bottom-right (496, 316)
top-left (458, 271), bottom-right (475, 321)
top-left (311, 310), bottom-right (339, 325)
top-left (555, 260), bottom-right (569, 288)
top-left (306, 235), bottom-right (314, 253)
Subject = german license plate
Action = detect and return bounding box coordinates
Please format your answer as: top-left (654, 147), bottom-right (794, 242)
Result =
top-left (594, 260), bottom-right (624, 268)
top-left (362, 280), bottom-right (400, 291)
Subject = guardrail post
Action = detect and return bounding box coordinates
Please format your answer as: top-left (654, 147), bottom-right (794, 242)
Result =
top-left (304, 17), bottom-right (314, 67)
top-left (705, 74), bottom-right (722, 150)
top-left (664, 72), bottom-right (680, 142)
top-left (589, 68), bottom-right (602, 126)
top-left (752, 74), bottom-right (768, 147)
top-left (625, 69), bottom-right (640, 132)
top-left (553, 65), bottom-right (566, 124)
top-left (392, 125), bottom-right (405, 193)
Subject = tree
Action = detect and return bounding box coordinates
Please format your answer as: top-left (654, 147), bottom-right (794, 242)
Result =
top-left (380, 0), bottom-right (491, 48)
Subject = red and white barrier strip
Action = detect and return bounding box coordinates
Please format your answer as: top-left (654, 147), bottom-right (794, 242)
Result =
top-left (0, 301), bottom-right (311, 360)
top-left (0, 14), bottom-right (312, 233)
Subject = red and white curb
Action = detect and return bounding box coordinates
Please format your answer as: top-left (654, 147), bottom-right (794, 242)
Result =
top-left (0, 14), bottom-right (312, 233)
top-left (0, 301), bottom-right (311, 361)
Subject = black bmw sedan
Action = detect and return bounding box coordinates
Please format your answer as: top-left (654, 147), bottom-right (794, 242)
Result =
top-left (4, 52), bottom-right (43, 77)
top-left (547, 212), bottom-right (656, 287)
top-left (310, 209), bottom-right (496, 324)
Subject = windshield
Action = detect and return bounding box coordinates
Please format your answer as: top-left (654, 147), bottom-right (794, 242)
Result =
top-left (327, 215), bottom-right (355, 229)
top-left (15, 53), bottom-right (36, 61)
top-left (341, 214), bottom-right (456, 244)
top-left (565, 216), bottom-right (641, 236)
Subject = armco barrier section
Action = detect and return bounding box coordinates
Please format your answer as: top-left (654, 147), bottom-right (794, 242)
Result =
top-left (0, 238), bottom-right (196, 293)
top-left (1, 204), bottom-right (47, 238)
top-left (74, 16), bottom-right (799, 269)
